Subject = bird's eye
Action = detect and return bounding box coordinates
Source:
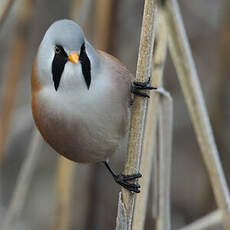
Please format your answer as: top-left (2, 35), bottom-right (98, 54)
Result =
top-left (55, 46), bottom-right (61, 54)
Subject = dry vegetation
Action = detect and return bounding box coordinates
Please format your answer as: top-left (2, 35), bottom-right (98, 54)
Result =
top-left (1, 0), bottom-right (230, 229)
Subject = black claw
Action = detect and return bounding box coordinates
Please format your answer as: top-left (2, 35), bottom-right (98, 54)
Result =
top-left (134, 85), bottom-right (157, 90)
top-left (119, 172), bottom-right (142, 181)
top-left (132, 90), bottom-right (150, 98)
top-left (114, 173), bottom-right (142, 193)
top-left (131, 77), bottom-right (157, 98)
top-left (116, 179), bottom-right (140, 193)
top-left (104, 162), bottom-right (142, 193)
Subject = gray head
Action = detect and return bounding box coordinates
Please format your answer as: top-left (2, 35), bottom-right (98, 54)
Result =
top-left (37, 19), bottom-right (99, 91)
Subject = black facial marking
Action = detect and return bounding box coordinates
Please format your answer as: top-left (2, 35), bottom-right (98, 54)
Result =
top-left (79, 43), bottom-right (91, 89)
top-left (52, 45), bottom-right (68, 91)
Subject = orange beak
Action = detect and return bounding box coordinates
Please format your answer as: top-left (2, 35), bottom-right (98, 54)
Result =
top-left (68, 52), bottom-right (79, 63)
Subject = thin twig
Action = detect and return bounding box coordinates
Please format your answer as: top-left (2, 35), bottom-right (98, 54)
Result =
top-left (132, 12), bottom-right (168, 230)
top-left (162, 0), bottom-right (230, 227)
top-left (179, 210), bottom-right (223, 230)
top-left (2, 129), bottom-right (42, 230)
top-left (117, 0), bottom-right (158, 229)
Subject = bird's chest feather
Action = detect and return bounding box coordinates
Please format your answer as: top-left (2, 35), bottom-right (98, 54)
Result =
top-left (32, 83), bottom-right (128, 163)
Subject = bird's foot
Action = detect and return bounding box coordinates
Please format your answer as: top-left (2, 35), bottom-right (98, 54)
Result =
top-left (113, 173), bottom-right (142, 193)
top-left (131, 77), bottom-right (157, 98)
top-left (104, 161), bottom-right (142, 193)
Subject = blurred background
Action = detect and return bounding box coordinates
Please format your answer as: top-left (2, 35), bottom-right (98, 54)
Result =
top-left (0, 0), bottom-right (229, 229)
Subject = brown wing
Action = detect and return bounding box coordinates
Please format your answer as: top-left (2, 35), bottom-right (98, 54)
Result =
top-left (97, 50), bottom-right (135, 83)
top-left (97, 50), bottom-right (134, 108)
top-left (31, 57), bottom-right (42, 93)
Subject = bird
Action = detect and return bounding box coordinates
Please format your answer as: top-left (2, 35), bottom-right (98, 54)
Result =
top-left (31, 19), bottom-right (156, 193)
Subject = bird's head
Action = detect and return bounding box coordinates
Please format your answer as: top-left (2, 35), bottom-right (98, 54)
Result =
top-left (36, 19), bottom-right (99, 92)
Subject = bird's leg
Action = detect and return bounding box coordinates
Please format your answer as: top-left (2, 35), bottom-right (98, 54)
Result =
top-left (131, 77), bottom-right (157, 98)
top-left (104, 161), bottom-right (142, 193)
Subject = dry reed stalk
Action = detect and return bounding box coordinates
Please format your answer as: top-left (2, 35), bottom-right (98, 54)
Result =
top-left (211, 0), bottom-right (230, 146)
top-left (162, 0), bottom-right (230, 228)
top-left (0, 0), bottom-right (32, 162)
top-left (71, 0), bottom-right (84, 14)
top-left (93, 0), bottom-right (113, 50)
top-left (152, 136), bottom-right (158, 219)
top-left (132, 12), bottom-right (168, 230)
top-left (156, 88), bottom-right (172, 230)
top-left (0, 0), bottom-right (16, 31)
top-left (116, 0), bottom-right (158, 229)
top-left (116, 193), bottom-right (128, 230)
top-left (179, 210), bottom-right (223, 230)
top-left (0, 42), bottom-right (24, 161)
top-left (2, 129), bottom-right (42, 230)
top-left (70, 0), bottom-right (92, 28)
top-left (55, 156), bottom-right (74, 230)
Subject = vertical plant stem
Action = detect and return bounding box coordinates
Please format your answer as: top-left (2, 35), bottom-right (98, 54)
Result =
top-left (0, 0), bottom-right (16, 31)
top-left (2, 129), bottom-right (42, 230)
top-left (70, 0), bottom-right (92, 28)
top-left (162, 0), bottom-right (230, 227)
top-left (119, 0), bottom-right (158, 229)
top-left (157, 89), bottom-right (173, 230)
top-left (211, 0), bottom-right (230, 152)
top-left (94, 0), bottom-right (113, 50)
top-left (0, 0), bottom-right (32, 162)
top-left (132, 12), bottom-right (167, 230)
top-left (55, 156), bottom-right (74, 230)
